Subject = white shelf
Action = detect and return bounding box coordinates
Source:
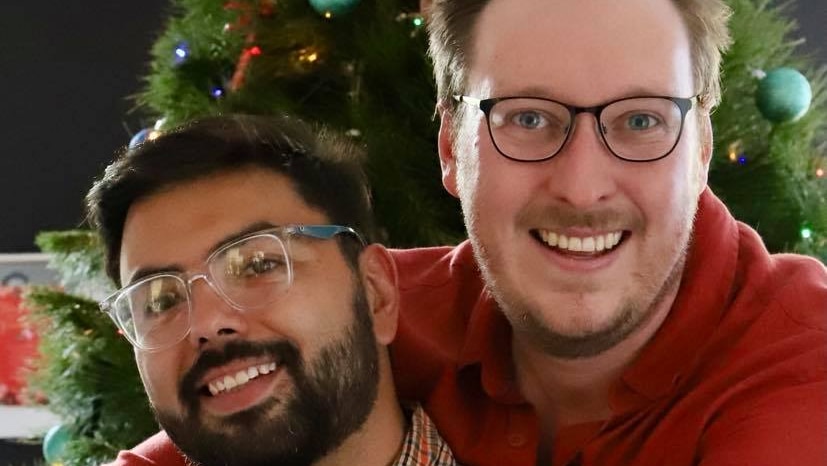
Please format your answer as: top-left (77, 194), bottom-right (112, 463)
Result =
top-left (0, 405), bottom-right (61, 439)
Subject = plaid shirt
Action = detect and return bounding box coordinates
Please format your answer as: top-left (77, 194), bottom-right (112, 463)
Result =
top-left (394, 405), bottom-right (458, 466)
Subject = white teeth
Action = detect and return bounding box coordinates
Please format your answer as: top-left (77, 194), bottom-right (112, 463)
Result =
top-left (568, 237), bottom-right (582, 252)
top-left (223, 375), bottom-right (237, 390)
top-left (258, 362), bottom-right (276, 375)
top-left (207, 361), bottom-right (277, 396)
top-left (540, 230), bottom-right (623, 254)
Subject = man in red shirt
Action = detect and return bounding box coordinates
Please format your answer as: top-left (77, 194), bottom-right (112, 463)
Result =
top-left (87, 115), bottom-right (456, 466)
top-left (388, 0), bottom-right (825, 464)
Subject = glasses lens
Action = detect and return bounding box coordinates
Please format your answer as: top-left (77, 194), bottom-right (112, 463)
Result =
top-left (601, 97), bottom-right (684, 161)
top-left (488, 98), bottom-right (571, 161)
top-left (209, 234), bottom-right (291, 310)
top-left (112, 275), bottom-right (190, 350)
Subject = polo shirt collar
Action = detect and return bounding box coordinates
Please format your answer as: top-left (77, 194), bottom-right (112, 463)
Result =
top-left (617, 189), bottom-right (739, 404)
top-left (452, 243), bottom-right (523, 403)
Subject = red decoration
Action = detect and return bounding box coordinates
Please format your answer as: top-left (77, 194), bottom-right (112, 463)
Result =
top-left (230, 42), bottom-right (261, 91)
top-left (224, 1), bottom-right (275, 92)
top-left (0, 287), bottom-right (40, 405)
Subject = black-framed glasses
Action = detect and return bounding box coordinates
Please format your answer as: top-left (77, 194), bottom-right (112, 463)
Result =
top-left (455, 95), bottom-right (697, 163)
top-left (99, 225), bottom-right (364, 352)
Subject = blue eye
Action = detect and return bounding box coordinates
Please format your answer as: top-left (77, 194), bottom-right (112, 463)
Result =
top-left (626, 113), bottom-right (659, 130)
top-left (512, 111), bottom-right (548, 129)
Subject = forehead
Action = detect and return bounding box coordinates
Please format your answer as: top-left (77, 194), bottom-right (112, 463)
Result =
top-left (119, 169), bottom-right (328, 279)
top-left (469, 0), bottom-right (694, 103)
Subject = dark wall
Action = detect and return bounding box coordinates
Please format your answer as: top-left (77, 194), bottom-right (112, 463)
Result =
top-left (0, 2), bottom-right (168, 251)
top-left (792, 0), bottom-right (826, 63)
top-left (1, 0), bottom-right (824, 252)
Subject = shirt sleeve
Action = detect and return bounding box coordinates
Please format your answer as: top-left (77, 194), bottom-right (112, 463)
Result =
top-left (101, 431), bottom-right (187, 466)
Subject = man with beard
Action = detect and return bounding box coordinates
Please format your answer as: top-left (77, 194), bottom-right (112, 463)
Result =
top-left (88, 114), bottom-right (456, 466)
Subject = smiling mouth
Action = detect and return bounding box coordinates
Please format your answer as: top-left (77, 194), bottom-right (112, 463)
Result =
top-left (203, 361), bottom-right (278, 397)
top-left (533, 229), bottom-right (628, 256)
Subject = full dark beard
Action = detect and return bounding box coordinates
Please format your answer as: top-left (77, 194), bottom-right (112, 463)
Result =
top-left (155, 286), bottom-right (379, 466)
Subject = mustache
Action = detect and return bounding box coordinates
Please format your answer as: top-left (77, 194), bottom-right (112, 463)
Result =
top-left (179, 339), bottom-right (301, 403)
top-left (517, 203), bottom-right (644, 231)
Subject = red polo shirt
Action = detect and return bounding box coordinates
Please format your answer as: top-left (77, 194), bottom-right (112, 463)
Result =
top-left (105, 190), bottom-right (827, 466)
top-left (390, 189), bottom-right (827, 466)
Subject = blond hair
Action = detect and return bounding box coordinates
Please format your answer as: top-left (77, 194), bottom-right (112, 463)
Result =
top-left (427, 0), bottom-right (732, 112)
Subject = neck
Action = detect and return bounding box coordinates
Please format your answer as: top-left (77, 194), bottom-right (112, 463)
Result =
top-left (513, 287), bottom-right (678, 435)
top-left (315, 354), bottom-right (405, 466)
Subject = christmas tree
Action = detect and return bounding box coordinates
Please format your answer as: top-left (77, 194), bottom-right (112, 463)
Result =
top-left (26, 0), bottom-right (825, 464)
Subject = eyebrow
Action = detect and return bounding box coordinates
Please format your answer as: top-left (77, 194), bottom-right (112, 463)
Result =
top-left (494, 86), bottom-right (676, 101)
top-left (126, 220), bottom-right (279, 286)
top-left (213, 221), bottom-right (278, 251)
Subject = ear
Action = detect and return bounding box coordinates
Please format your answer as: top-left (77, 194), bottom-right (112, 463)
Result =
top-left (437, 103), bottom-right (460, 198)
top-left (358, 244), bottom-right (399, 346)
top-left (695, 112), bottom-right (713, 194)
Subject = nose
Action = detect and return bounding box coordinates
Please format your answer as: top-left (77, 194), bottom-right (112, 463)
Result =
top-left (544, 113), bottom-right (618, 208)
top-left (185, 275), bottom-right (249, 348)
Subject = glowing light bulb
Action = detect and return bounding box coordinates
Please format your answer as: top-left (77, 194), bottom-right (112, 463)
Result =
top-left (727, 140), bottom-right (742, 163)
top-left (801, 228), bottom-right (812, 240)
top-left (173, 41), bottom-right (190, 65)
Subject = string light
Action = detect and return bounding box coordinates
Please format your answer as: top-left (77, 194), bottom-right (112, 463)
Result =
top-left (396, 12), bottom-right (426, 34)
top-left (324, 11), bottom-right (332, 18)
top-left (801, 228), bottom-right (812, 240)
top-left (297, 47), bottom-right (320, 64)
top-left (173, 41), bottom-right (190, 65)
top-left (817, 168), bottom-right (825, 178)
top-left (728, 140), bottom-right (741, 163)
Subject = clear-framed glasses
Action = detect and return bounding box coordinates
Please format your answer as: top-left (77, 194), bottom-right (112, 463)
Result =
top-left (455, 94), bottom-right (697, 163)
top-left (99, 225), bottom-right (364, 352)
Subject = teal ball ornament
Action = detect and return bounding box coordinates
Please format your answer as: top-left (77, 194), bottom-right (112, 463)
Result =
top-left (756, 67), bottom-right (812, 123)
top-left (128, 128), bottom-right (152, 149)
top-left (308, 0), bottom-right (360, 16)
top-left (42, 424), bottom-right (71, 464)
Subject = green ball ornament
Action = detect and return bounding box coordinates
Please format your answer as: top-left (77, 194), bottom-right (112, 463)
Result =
top-left (755, 67), bottom-right (812, 123)
top-left (308, 0), bottom-right (360, 17)
top-left (42, 424), bottom-right (71, 464)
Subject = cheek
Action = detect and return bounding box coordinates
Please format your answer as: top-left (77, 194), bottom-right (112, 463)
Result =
top-left (137, 352), bottom-right (182, 407)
